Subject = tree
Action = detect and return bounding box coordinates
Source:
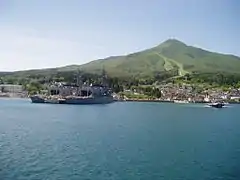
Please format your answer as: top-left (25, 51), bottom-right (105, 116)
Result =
top-left (26, 81), bottom-right (43, 94)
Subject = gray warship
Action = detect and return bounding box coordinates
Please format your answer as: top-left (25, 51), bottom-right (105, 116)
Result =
top-left (30, 70), bottom-right (114, 105)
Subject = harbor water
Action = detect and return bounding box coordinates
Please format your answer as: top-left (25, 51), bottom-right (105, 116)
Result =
top-left (0, 98), bottom-right (240, 180)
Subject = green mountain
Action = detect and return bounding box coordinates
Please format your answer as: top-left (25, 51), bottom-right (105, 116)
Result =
top-left (3, 39), bottom-right (240, 78)
top-left (72, 39), bottom-right (240, 77)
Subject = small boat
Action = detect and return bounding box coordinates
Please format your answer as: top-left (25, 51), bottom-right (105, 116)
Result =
top-left (208, 102), bottom-right (225, 108)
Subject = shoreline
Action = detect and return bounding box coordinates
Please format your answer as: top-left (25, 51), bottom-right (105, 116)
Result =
top-left (124, 99), bottom-right (174, 103)
top-left (123, 99), bottom-right (240, 104)
top-left (1, 96), bottom-right (239, 104)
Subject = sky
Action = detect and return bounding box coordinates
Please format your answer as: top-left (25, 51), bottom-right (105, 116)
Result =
top-left (0, 0), bottom-right (239, 71)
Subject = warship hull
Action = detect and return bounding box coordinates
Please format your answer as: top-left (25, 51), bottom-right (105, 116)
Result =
top-left (30, 95), bottom-right (114, 105)
top-left (63, 96), bottom-right (114, 105)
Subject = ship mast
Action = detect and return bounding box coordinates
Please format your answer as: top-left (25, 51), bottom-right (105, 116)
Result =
top-left (76, 69), bottom-right (82, 96)
top-left (101, 66), bottom-right (107, 87)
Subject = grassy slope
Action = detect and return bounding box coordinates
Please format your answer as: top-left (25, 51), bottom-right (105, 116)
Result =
top-left (3, 39), bottom-right (240, 79)
top-left (155, 53), bottom-right (189, 76)
top-left (80, 50), bottom-right (167, 78)
top-left (156, 39), bottom-right (240, 74)
top-left (78, 39), bottom-right (240, 77)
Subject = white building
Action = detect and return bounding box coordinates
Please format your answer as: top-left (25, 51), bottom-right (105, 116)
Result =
top-left (0, 84), bottom-right (23, 93)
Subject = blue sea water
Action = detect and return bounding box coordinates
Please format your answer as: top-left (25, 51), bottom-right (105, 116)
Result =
top-left (0, 98), bottom-right (240, 180)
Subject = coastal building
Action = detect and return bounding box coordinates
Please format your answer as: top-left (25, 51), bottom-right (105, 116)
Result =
top-left (0, 84), bottom-right (23, 93)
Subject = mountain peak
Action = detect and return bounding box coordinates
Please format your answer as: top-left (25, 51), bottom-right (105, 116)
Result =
top-left (161, 39), bottom-right (186, 46)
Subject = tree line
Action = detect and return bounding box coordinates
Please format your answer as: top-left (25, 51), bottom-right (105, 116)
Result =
top-left (1, 70), bottom-right (240, 95)
top-left (182, 73), bottom-right (240, 87)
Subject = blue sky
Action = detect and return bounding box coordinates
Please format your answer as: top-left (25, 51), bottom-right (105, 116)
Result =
top-left (0, 0), bottom-right (239, 71)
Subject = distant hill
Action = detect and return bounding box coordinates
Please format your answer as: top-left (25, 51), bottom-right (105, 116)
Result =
top-left (3, 39), bottom-right (240, 78)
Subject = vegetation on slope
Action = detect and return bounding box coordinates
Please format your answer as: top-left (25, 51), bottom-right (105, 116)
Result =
top-left (155, 39), bottom-right (240, 74)
top-left (69, 39), bottom-right (240, 77)
top-left (1, 39), bottom-right (240, 83)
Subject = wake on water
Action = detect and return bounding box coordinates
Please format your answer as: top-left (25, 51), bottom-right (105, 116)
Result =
top-left (203, 105), bottom-right (231, 108)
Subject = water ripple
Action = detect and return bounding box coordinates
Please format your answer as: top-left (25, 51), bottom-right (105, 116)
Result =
top-left (0, 99), bottom-right (240, 180)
